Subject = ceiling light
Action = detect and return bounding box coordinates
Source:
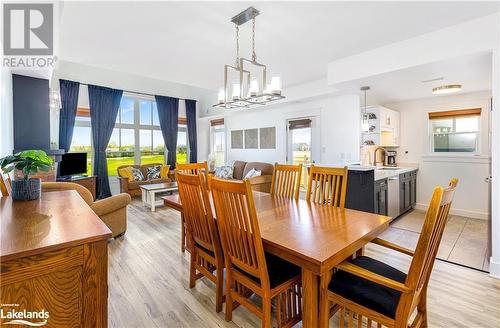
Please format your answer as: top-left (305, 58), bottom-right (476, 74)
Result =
top-left (213, 7), bottom-right (285, 109)
top-left (432, 84), bottom-right (462, 95)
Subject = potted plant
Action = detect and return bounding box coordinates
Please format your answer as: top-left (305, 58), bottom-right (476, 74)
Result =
top-left (0, 150), bottom-right (53, 201)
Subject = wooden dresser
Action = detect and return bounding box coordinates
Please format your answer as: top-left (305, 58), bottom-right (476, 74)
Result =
top-left (0, 190), bottom-right (111, 327)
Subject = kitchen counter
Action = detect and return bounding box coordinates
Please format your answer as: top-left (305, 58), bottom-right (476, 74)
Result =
top-left (374, 167), bottom-right (418, 181)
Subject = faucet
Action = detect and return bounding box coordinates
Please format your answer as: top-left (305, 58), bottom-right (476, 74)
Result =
top-left (373, 147), bottom-right (386, 167)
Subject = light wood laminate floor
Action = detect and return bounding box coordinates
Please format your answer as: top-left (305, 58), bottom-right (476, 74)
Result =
top-left (108, 199), bottom-right (500, 327)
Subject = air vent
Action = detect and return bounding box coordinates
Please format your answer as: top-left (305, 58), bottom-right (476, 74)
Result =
top-left (421, 77), bottom-right (444, 83)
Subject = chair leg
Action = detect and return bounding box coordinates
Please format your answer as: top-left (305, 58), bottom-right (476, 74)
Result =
top-left (225, 278), bottom-right (234, 322)
top-left (181, 214), bottom-right (186, 252)
top-left (417, 289), bottom-right (428, 328)
top-left (262, 297), bottom-right (272, 328)
top-left (215, 267), bottom-right (224, 313)
top-left (189, 253), bottom-right (196, 288)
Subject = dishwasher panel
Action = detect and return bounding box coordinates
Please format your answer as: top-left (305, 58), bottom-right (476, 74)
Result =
top-left (388, 176), bottom-right (400, 218)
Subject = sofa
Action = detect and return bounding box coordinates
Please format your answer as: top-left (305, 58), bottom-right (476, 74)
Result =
top-left (232, 160), bottom-right (274, 193)
top-left (117, 163), bottom-right (171, 196)
top-left (42, 182), bottom-right (131, 238)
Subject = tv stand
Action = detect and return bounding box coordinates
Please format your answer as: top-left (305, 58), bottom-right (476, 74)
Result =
top-left (56, 175), bottom-right (96, 199)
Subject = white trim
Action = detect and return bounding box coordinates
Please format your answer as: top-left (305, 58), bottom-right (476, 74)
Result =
top-left (421, 154), bottom-right (491, 164)
top-left (414, 203), bottom-right (489, 220)
top-left (489, 258), bottom-right (500, 279)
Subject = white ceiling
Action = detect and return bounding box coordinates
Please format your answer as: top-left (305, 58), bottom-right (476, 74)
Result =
top-left (333, 52), bottom-right (492, 104)
top-left (59, 1), bottom-right (500, 91)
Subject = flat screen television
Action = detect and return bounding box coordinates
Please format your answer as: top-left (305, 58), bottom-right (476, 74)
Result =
top-left (59, 153), bottom-right (88, 177)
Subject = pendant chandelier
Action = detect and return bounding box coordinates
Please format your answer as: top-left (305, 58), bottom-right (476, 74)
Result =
top-left (213, 7), bottom-right (285, 109)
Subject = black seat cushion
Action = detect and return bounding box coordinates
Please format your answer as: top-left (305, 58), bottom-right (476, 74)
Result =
top-left (195, 242), bottom-right (215, 258)
top-left (329, 256), bottom-right (407, 319)
top-left (235, 253), bottom-right (301, 289)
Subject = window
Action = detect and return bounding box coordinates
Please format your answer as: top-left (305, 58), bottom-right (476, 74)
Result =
top-left (210, 118), bottom-right (225, 166)
top-left (70, 94), bottom-right (189, 178)
top-left (70, 108), bottom-right (92, 175)
top-left (429, 108), bottom-right (481, 153)
top-left (105, 96), bottom-right (165, 175)
top-left (177, 123), bottom-right (188, 165)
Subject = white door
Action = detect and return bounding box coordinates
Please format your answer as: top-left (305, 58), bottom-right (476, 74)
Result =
top-left (286, 117), bottom-right (318, 189)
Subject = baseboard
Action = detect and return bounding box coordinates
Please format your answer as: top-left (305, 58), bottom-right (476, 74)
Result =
top-left (489, 257), bottom-right (500, 279)
top-left (414, 203), bottom-right (489, 220)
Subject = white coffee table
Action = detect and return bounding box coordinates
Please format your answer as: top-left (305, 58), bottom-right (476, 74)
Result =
top-left (140, 182), bottom-right (178, 211)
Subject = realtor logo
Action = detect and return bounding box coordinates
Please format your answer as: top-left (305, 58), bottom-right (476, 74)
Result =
top-left (3, 3), bottom-right (53, 56)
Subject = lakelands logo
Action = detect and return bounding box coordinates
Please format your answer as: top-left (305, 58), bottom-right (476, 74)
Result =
top-left (1, 304), bottom-right (49, 326)
top-left (2, 3), bottom-right (54, 69)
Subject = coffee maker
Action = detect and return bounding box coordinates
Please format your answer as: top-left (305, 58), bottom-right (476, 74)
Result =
top-left (385, 150), bottom-right (397, 167)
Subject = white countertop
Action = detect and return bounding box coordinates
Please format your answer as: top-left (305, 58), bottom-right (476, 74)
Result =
top-left (373, 167), bottom-right (418, 181)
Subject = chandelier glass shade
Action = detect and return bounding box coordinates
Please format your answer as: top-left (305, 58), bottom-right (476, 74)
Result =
top-left (213, 7), bottom-right (285, 109)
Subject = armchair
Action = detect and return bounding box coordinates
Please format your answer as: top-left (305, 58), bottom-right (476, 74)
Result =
top-left (42, 182), bottom-right (131, 238)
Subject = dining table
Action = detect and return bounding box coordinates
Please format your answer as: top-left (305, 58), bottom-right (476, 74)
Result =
top-left (163, 191), bottom-right (392, 328)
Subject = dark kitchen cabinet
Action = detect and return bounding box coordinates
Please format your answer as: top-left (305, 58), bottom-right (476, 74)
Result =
top-left (374, 178), bottom-right (388, 215)
top-left (345, 169), bottom-right (375, 213)
top-left (399, 170), bottom-right (418, 213)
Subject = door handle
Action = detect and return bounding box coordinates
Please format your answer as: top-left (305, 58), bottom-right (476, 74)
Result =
top-left (485, 176), bottom-right (492, 183)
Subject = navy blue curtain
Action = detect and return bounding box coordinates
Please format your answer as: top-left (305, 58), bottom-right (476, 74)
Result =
top-left (185, 99), bottom-right (197, 163)
top-left (89, 85), bottom-right (123, 199)
top-left (155, 95), bottom-right (179, 168)
top-left (58, 79), bottom-right (80, 153)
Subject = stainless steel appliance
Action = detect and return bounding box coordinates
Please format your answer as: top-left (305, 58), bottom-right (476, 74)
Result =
top-left (386, 150), bottom-right (397, 167)
top-left (387, 176), bottom-right (400, 218)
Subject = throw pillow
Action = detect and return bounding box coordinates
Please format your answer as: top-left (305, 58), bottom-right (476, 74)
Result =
top-left (147, 165), bottom-right (162, 180)
top-left (160, 165), bottom-right (170, 179)
top-left (215, 166), bottom-right (233, 179)
top-left (118, 167), bottom-right (135, 182)
top-left (131, 167), bottom-right (144, 181)
top-left (243, 168), bottom-right (262, 179)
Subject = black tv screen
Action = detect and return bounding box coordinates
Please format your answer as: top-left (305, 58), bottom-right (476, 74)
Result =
top-left (59, 153), bottom-right (88, 177)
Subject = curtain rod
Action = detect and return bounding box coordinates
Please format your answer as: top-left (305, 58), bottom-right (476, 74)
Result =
top-left (76, 82), bottom-right (196, 102)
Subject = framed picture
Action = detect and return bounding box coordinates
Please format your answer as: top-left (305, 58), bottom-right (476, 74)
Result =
top-left (244, 129), bottom-right (258, 149)
top-left (231, 130), bottom-right (243, 149)
top-left (260, 127), bottom-right (276, 149)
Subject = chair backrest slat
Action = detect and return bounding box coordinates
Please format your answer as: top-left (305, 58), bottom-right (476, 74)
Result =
top-left (306, 165), bottom-right (348, 207)
top-left (176, 171), bottom-right (220, 257)
top-left (270, 163), bottom-right (302, 200)
top-left (211, 177), bottom-right (270, 288)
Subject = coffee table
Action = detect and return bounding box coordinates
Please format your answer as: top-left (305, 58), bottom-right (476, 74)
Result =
top-left (140, 182), bottom-right (178, 211)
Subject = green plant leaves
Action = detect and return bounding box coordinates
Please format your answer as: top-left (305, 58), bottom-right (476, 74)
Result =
top-left (0, 150), bottom-right (53, 180)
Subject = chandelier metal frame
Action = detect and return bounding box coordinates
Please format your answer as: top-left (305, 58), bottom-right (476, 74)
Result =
top-left (213, 7), bottom-right (285, 109)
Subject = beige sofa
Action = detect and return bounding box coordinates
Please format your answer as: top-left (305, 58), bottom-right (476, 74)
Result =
top-left (231, 160), bottom-right (274, 193)
top-left (42, 182), bottom-right (131, 238)
top-left (117, 163), bottom-right (171, 197)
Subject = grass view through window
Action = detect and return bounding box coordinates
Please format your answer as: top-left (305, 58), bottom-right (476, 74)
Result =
top-left (70, 95), bottom-right (188, 176)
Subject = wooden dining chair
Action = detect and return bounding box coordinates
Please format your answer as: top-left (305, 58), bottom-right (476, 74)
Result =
top-left (176, 161), bottom-right (209, 252)
top-left (270, 163), bottom-right (302, 200)
top-left (0, 171), bottom-right (12, 197)
top-left (176, 161), bottom-right (209, 174)
top-left (210, 177), bottom-right (302, 328)
top-left (321, 178), bottom-right (458, 328)
top-left (306, 165), bottom-right (348, 207)
top-left (176, 171), bottom-right (225, 312)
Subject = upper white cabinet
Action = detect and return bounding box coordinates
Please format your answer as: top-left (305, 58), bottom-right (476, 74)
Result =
top-left (361, 106), bottom-right (400, 147)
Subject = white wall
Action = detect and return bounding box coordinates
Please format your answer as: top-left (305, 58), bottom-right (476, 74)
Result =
top-left (198, 94), bottom-right (360, 166)
top-left (0, 57), bottom-right (14, 157)
top-left (385, 91), bottom-right (491, 219)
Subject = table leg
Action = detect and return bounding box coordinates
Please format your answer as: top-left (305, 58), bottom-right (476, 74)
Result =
top-left (150, 191), bottom-right (156, 211)
top-left (302, 268), bottom-right (319, 328)
top-left (141, 189), bottom-right (147, 207)
top-left (319, 271), bottom-right (332, 328)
